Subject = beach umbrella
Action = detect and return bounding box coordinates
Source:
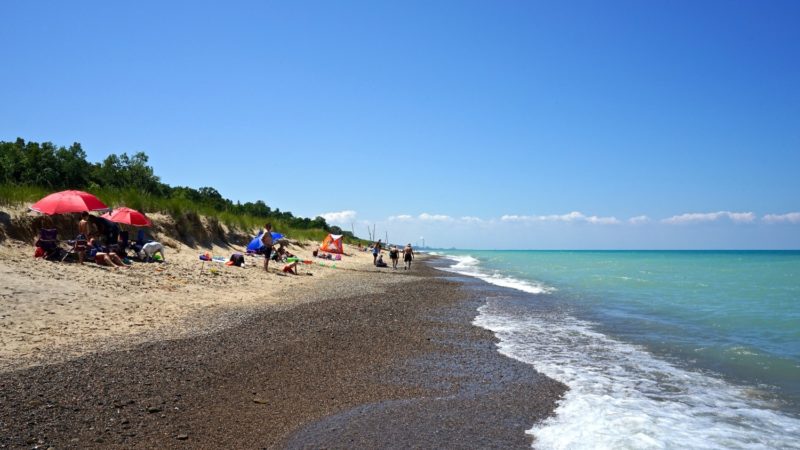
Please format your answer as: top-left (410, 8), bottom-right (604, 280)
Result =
top-left (101, 207), bottom-right (152, 227)
top-left (30, 190), bottom-right (108, 215)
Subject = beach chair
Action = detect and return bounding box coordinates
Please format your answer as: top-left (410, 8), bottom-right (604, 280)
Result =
top-left (62, 235), bottom-right (88, 262)
top-left (35, 228), bottom-right (63, 260)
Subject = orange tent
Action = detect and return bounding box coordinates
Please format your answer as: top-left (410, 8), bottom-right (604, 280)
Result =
top-left (320, 234), bottom-right (344, 254)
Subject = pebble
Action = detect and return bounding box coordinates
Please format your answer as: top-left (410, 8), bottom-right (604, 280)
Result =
top-left (0, 261), bottom-right (567, 448)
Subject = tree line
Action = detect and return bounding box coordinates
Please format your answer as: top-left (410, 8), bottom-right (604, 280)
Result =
top-left (0, 138), bottom-right (341, 233)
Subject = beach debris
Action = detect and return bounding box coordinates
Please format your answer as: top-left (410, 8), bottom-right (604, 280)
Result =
top-left (146, 406), bottom-right (162, 413)
top-left (176, 433), bottom-right (189, 440)
top-left (252, 398), bottom-right (269, 405)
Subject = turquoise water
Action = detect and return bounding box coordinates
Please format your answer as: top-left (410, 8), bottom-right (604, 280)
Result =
top-left (436, 250), bottom-right (800, 448)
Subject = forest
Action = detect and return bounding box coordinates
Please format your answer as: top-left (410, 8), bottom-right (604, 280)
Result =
top-left (0, 138), bottom-right (350, 237)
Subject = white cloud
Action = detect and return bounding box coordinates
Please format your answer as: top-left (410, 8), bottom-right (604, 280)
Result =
top-left (501, 211), bottom-right (620, 225)
top-left (763, 212), bottom-right (800, 224)
top-left (628, 215), bottom-right (651, 225)
top-left (662, 211), bottom-right (756, 225)
top-left (320, 210), bottom-right (357, 224)
top-left (388, 214), bottom-right (482, 224)
top-left (728, 212), bottom-right (757, 223)
top-left (585, 215), bottom-right (622, 225)
top-left (418, 213), bottom-right (452, 221)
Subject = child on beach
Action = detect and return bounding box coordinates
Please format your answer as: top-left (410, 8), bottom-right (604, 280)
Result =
top-left (282, 260), bottom-right (299, 274)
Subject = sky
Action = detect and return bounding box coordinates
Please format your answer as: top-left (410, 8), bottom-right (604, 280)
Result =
top-left (1, 0), bottom-right (799, 249)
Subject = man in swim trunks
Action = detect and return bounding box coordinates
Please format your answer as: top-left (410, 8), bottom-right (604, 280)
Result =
top-left (76, 212), bottom-right (90, 264)
top-left (403, 243), bottom-right (414, 270)
top-left (261, 223), bottom-right (274, 272)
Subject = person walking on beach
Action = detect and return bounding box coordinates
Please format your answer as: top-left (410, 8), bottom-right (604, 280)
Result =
top-left (389, 245), bottom-right (400, 270)
top-left (403, 243), bottom-right (414, 270)
top-left (372, 239), bottom-right (382, 265)
top-left (261, 223), bottom-right (274, 272)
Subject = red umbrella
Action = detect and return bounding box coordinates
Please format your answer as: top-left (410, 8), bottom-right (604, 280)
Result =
top-left (30, 190), bottom-right (108, 215)
top-left (101, 207), bottom-right (152, 227)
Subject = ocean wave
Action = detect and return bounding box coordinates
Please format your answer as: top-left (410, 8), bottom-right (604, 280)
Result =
top-left (474, 302), bottom-right (800, 449)
top-left (439, 254), bottom-right (555, 295)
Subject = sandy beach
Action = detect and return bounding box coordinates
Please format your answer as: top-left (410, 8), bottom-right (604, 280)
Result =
top-left (0, 218), bottom-right (565, 448)
top-left (0, 222), bottom-right (381, 373)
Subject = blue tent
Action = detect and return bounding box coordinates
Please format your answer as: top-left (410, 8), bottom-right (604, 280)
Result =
top-left (247, 230), bottom-right (284, 252)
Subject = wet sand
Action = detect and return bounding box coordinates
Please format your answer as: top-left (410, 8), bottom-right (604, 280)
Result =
top-left (0, 262), bottom-right (566, 449)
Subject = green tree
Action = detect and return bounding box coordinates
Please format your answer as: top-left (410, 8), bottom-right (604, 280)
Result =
top-left (55, 142), bottom-right (91, 188)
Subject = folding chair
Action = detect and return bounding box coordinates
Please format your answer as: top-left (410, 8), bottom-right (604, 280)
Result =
top-left (35, 228), bottom-right (67, 261)
top-left (62, 236), bottom-right (88, 262)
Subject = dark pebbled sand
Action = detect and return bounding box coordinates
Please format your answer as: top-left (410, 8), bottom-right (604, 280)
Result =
top-left (0, 262), bottom-right (566, 449)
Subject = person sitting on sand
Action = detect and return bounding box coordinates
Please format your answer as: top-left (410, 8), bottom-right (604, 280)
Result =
top-left (271, 247), bottom-right (282, 262)
top-left (88, 239), bottom-right (127, 269)
top-left (271, 245), bottom-right (294, 263)
top-left (139, 241), bottom-right (165, 262)
top-left (95, 251), bottom-right (127, 269)
top-left (375, 253), bottom-right (388, 268)
top-left (389, 246), bottom-right (399, 270)
top-left (403, 243), bottom-right (414, 270)
top-left (282, 260), bottom-right (299, 275)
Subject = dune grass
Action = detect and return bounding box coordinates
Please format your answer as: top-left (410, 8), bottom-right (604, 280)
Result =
top-left (0, 184), bottom-right (352, 244)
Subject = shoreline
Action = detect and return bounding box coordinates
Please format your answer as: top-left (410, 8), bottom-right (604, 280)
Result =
top-left (0, 258), bottom-right (566, 448)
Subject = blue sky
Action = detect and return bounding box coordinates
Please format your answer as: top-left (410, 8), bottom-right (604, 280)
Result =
top-left (2, 1), bottom-right (798, 248)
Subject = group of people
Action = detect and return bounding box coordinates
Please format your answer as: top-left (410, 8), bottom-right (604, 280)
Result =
top-left (372, 239), bottom-right (414, 270)
top-left (257, 223), bottom-right (301, 274)
top-left (256, 224), bottom-right (416, 275)
top-left (75, 211), bottom-right (165, 269)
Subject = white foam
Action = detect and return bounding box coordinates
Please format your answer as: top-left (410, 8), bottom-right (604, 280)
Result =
top-left (474, 302), bottom-right (800, 450)
top-left (439, 254), bottom-right (555, 295)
